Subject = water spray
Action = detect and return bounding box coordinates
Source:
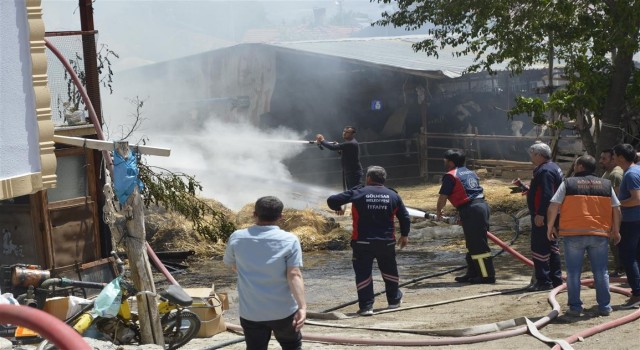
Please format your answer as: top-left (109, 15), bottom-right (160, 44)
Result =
top-left (259, 139), bottom-right (324, 150)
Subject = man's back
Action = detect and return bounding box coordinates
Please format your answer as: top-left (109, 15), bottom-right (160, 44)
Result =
top-left (223, 225), bottom-right (302, 321)
top-left (328, 184), bottom-right (410, 241)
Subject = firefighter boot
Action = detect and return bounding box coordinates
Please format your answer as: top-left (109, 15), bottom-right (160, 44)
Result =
top-left (469, 253), bottom-right (496, 284)
top-left (455, 253), bottom-right (479, 283)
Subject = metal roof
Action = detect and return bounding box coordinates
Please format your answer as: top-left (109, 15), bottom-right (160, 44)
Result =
top-left (269, 35), bottom-right (510, 79)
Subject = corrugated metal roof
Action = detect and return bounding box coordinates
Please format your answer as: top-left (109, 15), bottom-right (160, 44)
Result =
top-left (269, 35), bottom-right (510, 79)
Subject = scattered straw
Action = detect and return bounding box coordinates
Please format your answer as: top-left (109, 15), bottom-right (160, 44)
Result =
top-left (145, 178), bottom-right (526, 260)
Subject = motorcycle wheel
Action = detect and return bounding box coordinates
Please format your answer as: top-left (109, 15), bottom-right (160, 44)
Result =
top-left (161, 310), bottom-right (201, 350)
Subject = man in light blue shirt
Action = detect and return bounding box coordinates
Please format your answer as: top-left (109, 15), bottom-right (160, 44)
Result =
top-left (224, 196), bottom-right (306, 349)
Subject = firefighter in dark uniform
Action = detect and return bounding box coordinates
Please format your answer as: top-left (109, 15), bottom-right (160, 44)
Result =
top-left (316, 126), bottom-right (364, 190)
top-left (437, 149), bottom-right (495, 284)
top-left (527, 142), bottom-right (564, 291)
top-left (327, 165), bottom-right (410, 316)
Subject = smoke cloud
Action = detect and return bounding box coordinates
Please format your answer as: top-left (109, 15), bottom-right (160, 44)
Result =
top-left (144, 118), bottom-right (337, 211)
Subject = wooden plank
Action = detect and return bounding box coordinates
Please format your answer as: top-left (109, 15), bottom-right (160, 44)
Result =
top-left (473, 159), bottom-right (533, 168)
top-left (54, 135), bottom-right (171, 157)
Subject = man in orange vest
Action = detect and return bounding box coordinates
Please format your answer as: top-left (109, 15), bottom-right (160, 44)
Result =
top-left (437, 149), bottom-right (495, 284)
top-left (547, 155), bottom-right (621, 317)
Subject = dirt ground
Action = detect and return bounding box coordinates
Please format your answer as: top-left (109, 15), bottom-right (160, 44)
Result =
top-left (170, 236), bottom-right (640, 350)
top-left (153, 179), bottom-right (640, 350)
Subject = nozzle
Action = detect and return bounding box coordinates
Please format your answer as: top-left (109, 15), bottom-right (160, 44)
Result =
top-left (512, 178), bottom-right (529, 191)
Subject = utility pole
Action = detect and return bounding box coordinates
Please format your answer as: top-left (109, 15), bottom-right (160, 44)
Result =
top-left (78, 0), bottom-right (113, 260)
top-left (78, 0), bottom-right (102, 123)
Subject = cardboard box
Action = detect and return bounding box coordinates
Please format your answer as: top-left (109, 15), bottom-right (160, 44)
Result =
top-left (190, 301), bottom-right (226, 338)
top-left (217, 292), bottom-right (229, 311)
top-left (182, 288), bottom-right (229, 310)
top-left (42, 297), bottom-right (70, 321)
top-left (42, 296), bottom-right (91, 321)
top-left (184, 288), bottom-right (227, 338)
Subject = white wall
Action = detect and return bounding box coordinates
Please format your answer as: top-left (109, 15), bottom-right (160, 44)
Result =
top-left (0, 0), bottom-right (42, 179)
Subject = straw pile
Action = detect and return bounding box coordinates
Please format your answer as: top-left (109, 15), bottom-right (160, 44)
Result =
top-left (144, 178), bottom-right (524, 260)
top-left (234, 205), bottom-right (349, 251)
top-left (144, 199), bottom-right (235, 258)
top-left (398, 178), bottom-right (526, 215)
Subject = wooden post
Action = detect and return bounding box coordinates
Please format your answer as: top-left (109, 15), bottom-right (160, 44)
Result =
top-left (113, 141), bottom-right (164, 347)
top-left (54, 135), bottom-right (171, 346)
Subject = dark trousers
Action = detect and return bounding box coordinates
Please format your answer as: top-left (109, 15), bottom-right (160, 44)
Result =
top-left (240, 312), bottom-right (302, 350)
top-left (351, 240), bottom-right (402, 310)
top-left (619, 220), bottom-right (640, 296)
top-left (530, 215), bottom-right (563, 287)
top-left (459, 200), bottom-right (494, 277)
top-left (344, 170), bottom-right (363, 190)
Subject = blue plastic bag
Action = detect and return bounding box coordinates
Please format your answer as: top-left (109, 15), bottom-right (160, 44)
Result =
top-left (112, 148), bottom-right (144, 204)
top-left (91, 276), bottom-right (123, 318)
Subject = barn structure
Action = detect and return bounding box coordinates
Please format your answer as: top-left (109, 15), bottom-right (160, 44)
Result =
top-left (116, 39), bottom-right (580, 188)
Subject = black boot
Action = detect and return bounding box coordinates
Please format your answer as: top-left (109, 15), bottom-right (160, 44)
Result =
top-left (455, 254), bottom-right (478, 283)
top-left (468, 255), bottom-right (496, 284)
top-left (468, 276), bottom-right (496, 284)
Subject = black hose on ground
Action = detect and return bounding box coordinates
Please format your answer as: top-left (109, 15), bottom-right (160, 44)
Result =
top-left (200, 336), bottom-right (245, 349)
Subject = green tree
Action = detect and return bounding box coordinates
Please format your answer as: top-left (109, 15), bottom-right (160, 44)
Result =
top-left (374, 0), bottom-right (640, 155)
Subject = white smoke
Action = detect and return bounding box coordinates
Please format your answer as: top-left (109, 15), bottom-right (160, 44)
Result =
top-left (145, 119), bottom-right (335, 211)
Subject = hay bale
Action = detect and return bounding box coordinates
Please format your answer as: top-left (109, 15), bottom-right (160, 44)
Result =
top-left (280, 208), bottom-right (338, 234)
top-left (235, 203), bottom-right (255, 226)
top-left (231, 205), bottom-right (347, 252)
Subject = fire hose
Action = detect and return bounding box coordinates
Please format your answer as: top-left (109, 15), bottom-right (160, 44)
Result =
top-left (0, 305), bottom-right (91, 350)
top-left (321, 211), bottom-right (526, 313)
top-left (220, 227), bottom-right (637, 348)
top-left (46, 38), bottom-right (638, 348)
top-left (222, 233), bottom-right (638, 348)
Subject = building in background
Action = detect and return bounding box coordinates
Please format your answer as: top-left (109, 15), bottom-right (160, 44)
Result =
top-left (114, 38), bottom-right (576, 188)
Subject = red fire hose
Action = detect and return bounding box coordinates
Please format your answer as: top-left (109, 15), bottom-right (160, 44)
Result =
top-left (0, 305), bottom-right (91, 350)
top-left (487, 231), bottom-right (533, 266)
top-left (46, 38), bottom-right (637, 348)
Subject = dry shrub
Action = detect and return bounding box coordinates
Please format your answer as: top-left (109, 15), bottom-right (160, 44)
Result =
top-left (145, 201), bottom-right (234, 260)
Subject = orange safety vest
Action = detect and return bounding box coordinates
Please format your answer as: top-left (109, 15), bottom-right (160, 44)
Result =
top-left (559, 175), bottom-right (613, 238)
